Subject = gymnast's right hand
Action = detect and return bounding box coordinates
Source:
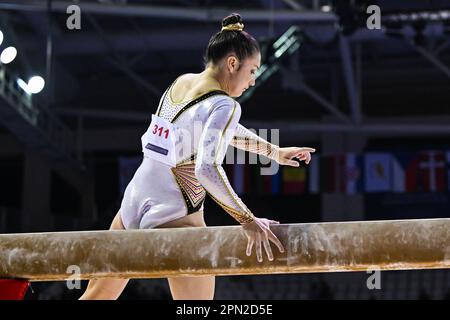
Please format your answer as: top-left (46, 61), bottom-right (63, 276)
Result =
top-left (242, 217), bottom-right (285, 262)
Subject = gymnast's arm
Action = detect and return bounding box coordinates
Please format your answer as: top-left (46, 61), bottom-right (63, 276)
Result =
top-left (195, 98), bottom-right (284, 261)
top-left (195, 98), bottom-right (255, 224)
top-left (231, 123), bottom-right (316, 167)
top-left (230, 123), bottom-right (280, 161)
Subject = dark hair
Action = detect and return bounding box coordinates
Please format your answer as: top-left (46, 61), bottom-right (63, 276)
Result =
top-left (204, 13), bottom-right (260, 67)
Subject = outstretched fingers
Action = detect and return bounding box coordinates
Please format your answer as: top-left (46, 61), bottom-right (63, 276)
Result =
top-left (262, 234), bottom-right (274, 261)
top-left (255, 232), bottom-right (263, 262)
top-left (246, 237), bottom-right (254, 256)
top-left (267, 228), bottom-right (285, 253)
top-left (245, 220), bottom-right (285, 262)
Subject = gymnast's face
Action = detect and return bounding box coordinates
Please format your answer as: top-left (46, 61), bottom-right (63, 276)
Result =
top-left (225, 52), bottom-right (261, 98)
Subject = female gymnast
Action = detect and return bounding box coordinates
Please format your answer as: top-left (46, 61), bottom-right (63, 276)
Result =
top-left (80, 13), bottom-right (315, 300)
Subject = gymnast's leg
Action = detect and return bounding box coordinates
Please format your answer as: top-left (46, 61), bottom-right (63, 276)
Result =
top-left (79, 211), bottom-right (130, 300)
top-left (158, 210), bottom-right (215, 300)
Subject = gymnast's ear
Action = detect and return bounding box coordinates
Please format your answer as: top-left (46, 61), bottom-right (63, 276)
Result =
top-left (225, 54), bottom-right (240, 74)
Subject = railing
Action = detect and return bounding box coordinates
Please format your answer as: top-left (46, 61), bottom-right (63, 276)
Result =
top-left (0, 64), bottom-right (78, 165)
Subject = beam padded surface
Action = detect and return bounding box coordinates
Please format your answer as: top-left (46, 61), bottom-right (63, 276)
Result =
top-left (1, 219), bottom-right (449, 281)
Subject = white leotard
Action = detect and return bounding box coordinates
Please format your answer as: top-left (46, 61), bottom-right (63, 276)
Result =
top-left (120, 78), bottom-right (279, 229)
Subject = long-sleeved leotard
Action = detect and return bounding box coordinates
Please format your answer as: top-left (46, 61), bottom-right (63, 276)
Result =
top-left (230, 124), bottom-right (280, 162)
top-left (119, 79), bottom-right (255, 229)
top-left (195, 99), bottom-right (255, 224)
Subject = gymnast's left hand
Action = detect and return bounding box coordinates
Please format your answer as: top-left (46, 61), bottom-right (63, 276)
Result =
top-left (242, 217), bottom-right (285, 263)
top-left (276, 147), bottom-right (316, 167)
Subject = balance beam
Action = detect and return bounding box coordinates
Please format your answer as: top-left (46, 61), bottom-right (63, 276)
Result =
top-left (1, 218), bottom-right (449, 281)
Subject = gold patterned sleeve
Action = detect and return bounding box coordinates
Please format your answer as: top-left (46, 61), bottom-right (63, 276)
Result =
top-left (230, 123), bottom-right (280, 162)
top-left (195, 98), bottom-right (255, 224)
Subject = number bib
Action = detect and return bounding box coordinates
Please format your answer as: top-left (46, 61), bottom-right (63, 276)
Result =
top-left (141, 114), bottom-right (177, 167)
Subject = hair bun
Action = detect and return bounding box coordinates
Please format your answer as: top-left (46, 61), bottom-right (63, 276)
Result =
top-left (222, 13), bottom-right (243, 27)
